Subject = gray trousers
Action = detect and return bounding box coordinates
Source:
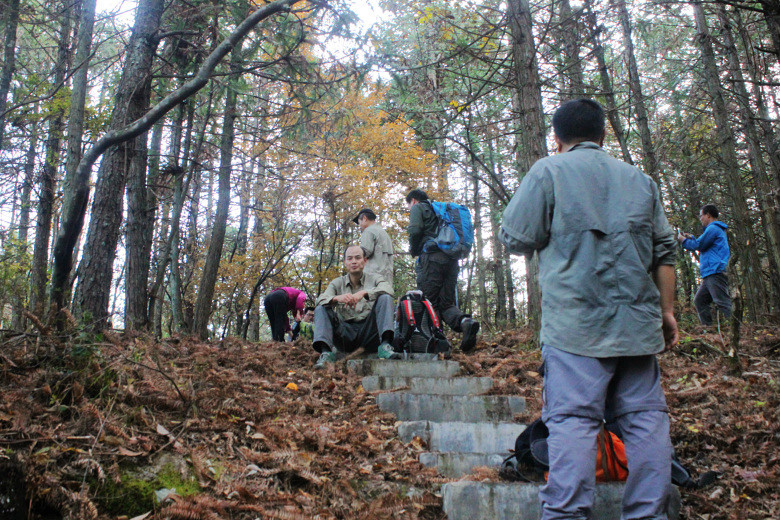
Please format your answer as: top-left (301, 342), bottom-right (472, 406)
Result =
top-left (540, 346), bottom-right (673, 520)
top-left (313, 293), bottom-right (394, 353)
top-left (694, 272), bottom-right (732, 326)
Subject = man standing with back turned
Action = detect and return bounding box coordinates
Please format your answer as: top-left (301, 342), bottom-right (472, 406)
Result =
top-left (500, 99), bottom-right (679, 519)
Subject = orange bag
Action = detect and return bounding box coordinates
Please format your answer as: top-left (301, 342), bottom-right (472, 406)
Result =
top-left (595, 427), bottom-right (629, 482)
top-left (542, 426), bottom-right (629, 482)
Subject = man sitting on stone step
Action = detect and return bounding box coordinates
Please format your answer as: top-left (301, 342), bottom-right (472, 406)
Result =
top-left (500, 99), bottom-right (679, 520)
top-left (312, 244), bottom-right (398, 368)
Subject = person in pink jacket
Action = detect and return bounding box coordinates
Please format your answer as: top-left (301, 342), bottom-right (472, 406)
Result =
top-left (264, 287), bottom-right (308, 341)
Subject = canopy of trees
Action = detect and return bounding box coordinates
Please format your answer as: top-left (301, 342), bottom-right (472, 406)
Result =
top-left (0, 0), bottom-right (779, 339)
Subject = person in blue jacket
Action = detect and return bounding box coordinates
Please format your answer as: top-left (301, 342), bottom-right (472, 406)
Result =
top-left (678, 204), bottom-right (732, 325)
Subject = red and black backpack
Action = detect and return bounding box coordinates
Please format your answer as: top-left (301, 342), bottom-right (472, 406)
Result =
top-left (394, 290), bottom-right (451, 355)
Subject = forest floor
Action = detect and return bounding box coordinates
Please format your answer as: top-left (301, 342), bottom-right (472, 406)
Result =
top-left (0, 319), bottom-right (778, 520)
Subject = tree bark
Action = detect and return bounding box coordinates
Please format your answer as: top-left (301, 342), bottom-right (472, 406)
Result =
top-left (29, 2), bottom-right (71, 319)
top-left (693, 1), bottom-right (767, 320)
top-left (506, 0), bottom-right (545, 332)
top-left (193, 43), bottom-right (243, 340)
top-left (17, 120), bottom-right (38, 245)
top-left (0, 0), bottom-right (20, 151)
top-left (72, 0), bottom-right (164, 330)
top-left (472, 168), bottom-right (488, 325)
top-left (558, 0), bottom-right (585, 99)
top-left (759, 0), bottom-right (780, 69)
top-left (718, 5), bottom-right (780, 309)
top-left (50, 0), bottom-right (300, 322)
top-left (584, 0), bottom-right (633, 164)
top-left (616, 0), bottom-right (661, 189)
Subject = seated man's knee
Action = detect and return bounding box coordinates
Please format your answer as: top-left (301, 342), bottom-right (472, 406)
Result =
top-left (376, 294), bottom-right (392, 306)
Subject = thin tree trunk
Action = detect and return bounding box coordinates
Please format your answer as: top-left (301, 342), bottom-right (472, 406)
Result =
top-left (759, 0), bottom-right (780, 69)
top-left (584, 0), bottom-right (633, 164)
top-left (0, 0), bottom-right (20, 150)
top-left (193, 43), bottom-right (242, 339)
top-left (11, 121), bottom-right (38, 329)
top-left (29, 2), bottom-right (71, 319)
top-left (144, 120), bottom-right (164, 328)
top-left (718, 5), bottom-right (780, 309)
top-left (506, 0), bottom-right (545, 333)
top-left (693, 1), bottom-right (767, 320)
top-left (169, 99), bottom-right (197, 331)
top-left (616, 0), bottom-right (661, 189)
top-left (489, 187), bottom-right (507, 325)
top-left (50, 0), bottom-right (301, 323)
top-left (472, 169), bottom-right (488, 325)
top-left (559, 0), bottom-right (585, 99)
top-left (72, 0), bottom-right (164, 330)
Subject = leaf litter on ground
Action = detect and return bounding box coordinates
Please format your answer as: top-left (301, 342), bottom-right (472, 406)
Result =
top-left (0, 323), bottom-right (778, 519)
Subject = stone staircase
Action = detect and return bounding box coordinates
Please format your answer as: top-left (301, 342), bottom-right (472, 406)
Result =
top-left (349, 358), bottom-right (681, 520)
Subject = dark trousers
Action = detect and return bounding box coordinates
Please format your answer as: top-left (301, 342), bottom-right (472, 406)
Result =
top-left (694, 272), bottom-right (732, 325)
top-left (415, 251), bottom-right (466, 331)
top-left (264, 289), bottom-right (288, 341)
top-left (313, 294), bottom-right (394, 353)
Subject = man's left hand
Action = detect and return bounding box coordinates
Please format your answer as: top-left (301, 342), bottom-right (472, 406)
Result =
top-left (661, 311), bottom-right (679, 351)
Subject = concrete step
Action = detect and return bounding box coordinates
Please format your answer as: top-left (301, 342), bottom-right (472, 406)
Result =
top-left (348, 359), bottom-right (461, 378)
top-left (362, 375), bottom-right (493, 395)
top-left (377, 393), bottom-right (525, 422)
top-left (441, 481), bottom-right (680, 520)
top-left (419, 452), bottom-right (507, 478)
top-left (397, 421), bottom-right (525, 453)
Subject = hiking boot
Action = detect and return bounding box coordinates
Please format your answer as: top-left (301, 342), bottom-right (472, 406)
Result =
top-left (377, 342), bottom-right (400, 359)
top-left (460, 318), bottom-right (480, 353)
top-left (314, 350), bottom-right (343, 369)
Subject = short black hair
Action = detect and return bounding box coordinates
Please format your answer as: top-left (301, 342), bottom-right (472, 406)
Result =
top-left (406, 189), bottom-right (428, 203)
top-left (552, 99), bottom-right (606, 144)
top-left (353, 208), bottom-right (377, 224)
top-left (701, 204), bottom-right (719, 219)
top-left (343, 244), bottom-right (368, 260)
top-left (304, 306), bottom-right (314, 313)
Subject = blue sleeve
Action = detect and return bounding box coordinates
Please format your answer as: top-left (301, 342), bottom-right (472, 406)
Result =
top-left (682, 225), bottom-right (717, 252)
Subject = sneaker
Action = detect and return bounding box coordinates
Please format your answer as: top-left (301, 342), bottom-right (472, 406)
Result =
top-left (460, 318), bottom-right (480, 353)
top-left (377, 342), bottom-right (400, 360)
top-left (314, 350), bottom-right (342, 369)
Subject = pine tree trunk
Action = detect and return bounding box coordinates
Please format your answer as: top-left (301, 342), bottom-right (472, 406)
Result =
top-left (584, 0), bottom-right (633, 164)
top-left (506, 0), bottom-right (545, 333)
top-left (0, 0), bottom-right (20, 150)
top-left (759, 0), bottom-right (780, 69)
top-left (616, 0), bottom-right (661, 189)
top-left (489, 186), bottom-right (507, 325)
top-left (29, 2), bottom-right (71, 320)
top-left (11, 121), bottom-right (38, 329)
top-left (72, 0), bottom-right (164, 330)
top-left (718, 6), bottom-right (780, 309)
top-left (472, 172), bottom-right (489, 325)
top-left (693, 1), bottom-right (767, 320)
top-left (558, 0), bottom-right (585, 99)
top-left (193, 44), bottom-right (242, 339)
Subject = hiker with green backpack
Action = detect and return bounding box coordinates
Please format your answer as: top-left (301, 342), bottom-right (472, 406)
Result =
top-left (500, 99), bottom-right (679, 520)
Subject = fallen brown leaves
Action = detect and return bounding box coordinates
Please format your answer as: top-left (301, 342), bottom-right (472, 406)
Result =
top-left (1, 323), bottom-right (778, 520)
top-left (0, 334), bottom-right (442, 520)
top-left (451, 325), bottom-right (780, 520)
